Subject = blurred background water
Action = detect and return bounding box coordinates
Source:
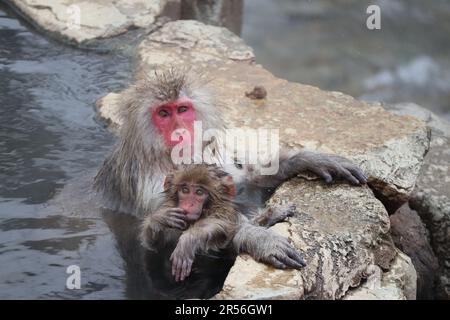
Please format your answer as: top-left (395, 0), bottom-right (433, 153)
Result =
top-left (0, 0), bottom-right (449, 299)
top-left (243, 0), bottom-right (450, 120)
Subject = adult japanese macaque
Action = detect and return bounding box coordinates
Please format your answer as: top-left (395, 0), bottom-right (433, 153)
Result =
top-left (93, 68), bottom-right (368, 270)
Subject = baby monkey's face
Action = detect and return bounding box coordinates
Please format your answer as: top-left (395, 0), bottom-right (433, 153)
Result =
top-left (177, 183), bottom-right (209, 221)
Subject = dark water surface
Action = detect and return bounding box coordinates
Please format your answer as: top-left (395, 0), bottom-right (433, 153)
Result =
top-left (0, 4), bottom-right (132, 299)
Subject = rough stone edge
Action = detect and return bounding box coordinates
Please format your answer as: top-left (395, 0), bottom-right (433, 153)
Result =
top-left (354, 122), bottom-right (430, 213)
top-left (2, 0), bottom-right (179, 48)
top-left (343, 250), bottom-right (417, 300)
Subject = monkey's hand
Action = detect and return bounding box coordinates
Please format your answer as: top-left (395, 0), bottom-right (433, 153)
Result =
top-left (260, 233), bottom-right (306, 269)
top-left (153, 208), bottom-right (188, 230)
top-left (264, 204), bottom-right (297, 228)
top-left (234, 223), bottom-right (306, 269)
top-left (297, 151), bottom-right (368, 185)
top-left (170, 238), bottom-right (195, 282)
top-left (140, 208), bottom-right (188, 251)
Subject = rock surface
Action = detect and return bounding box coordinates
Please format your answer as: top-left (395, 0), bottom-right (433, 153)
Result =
top-left (215, 179), bottom-right (397, 299)
top-left (4, 0), bottom-right (177, 44)
top-left (390, 203), bottom-right (439, 299)
top-left (387, 103), bottom-right (450, 299)
top-left (343, 250), bottom-right (417, 300)
top-left (95, 21), bottom-right (430, 299)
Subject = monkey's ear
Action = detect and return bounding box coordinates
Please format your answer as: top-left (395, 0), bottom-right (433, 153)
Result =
top-left (222, 175), bottom-right (237, 198)
top-left (164, 174), bottom-right (174, 191)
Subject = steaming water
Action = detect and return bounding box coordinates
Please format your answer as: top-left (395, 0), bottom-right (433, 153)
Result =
top-left (0, 4), bottom-right (131, 299)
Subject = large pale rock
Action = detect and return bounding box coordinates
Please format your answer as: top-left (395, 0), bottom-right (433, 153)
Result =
top-left (215, 179), bottom-right (397, 299)
top-left (4, 0), bottom-right (178, 44)
top-left (387, 103), bottom-right (450, 299)
top-left (95, 21), bottom-right (429, 299)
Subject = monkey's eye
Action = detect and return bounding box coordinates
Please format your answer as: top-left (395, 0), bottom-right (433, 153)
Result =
top-left (181, 186), bottom-right (190, 194)
top-left (177, 106), bottom-right (189, 113)
top-left (195, 188), bottom-right (205, 196)
top-left (158, 109), bottom-right (170, 117)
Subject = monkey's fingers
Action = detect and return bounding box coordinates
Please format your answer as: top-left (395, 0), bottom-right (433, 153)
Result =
top-left (314, 168), bottom-right (333, 184)
top-left (267, 255), bottom-right (288, 269)
top-left (170, 211), bottom-right (188, 218)
top-left (180, 259), bottom-right (193, 282)
top-left (170, 252), bottom-right (181, 281)
top-left (168, 208), bottom-right (188, 216)
top-left (167, 217), bottom-right (187, 230)
top-left (171, 257), bottom-right (177, 278)
top-left (345, 166), bottom-right (368, 184)
top-left (284, 248), bottom-right (306, 269)
top-left (275, 253), bottom-right (304, 270)
top-left (167, 211), bottom-right (189, 223)
top-left (338, 167), bottom-right (360, 185)
top-left (174, 257), bottom-right (184, 282)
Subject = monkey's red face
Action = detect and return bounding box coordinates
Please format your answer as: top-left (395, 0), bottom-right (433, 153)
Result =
top-left (177, 183), bottom-right (209, 221)
top-left (151, 99), bottom-right (196, 148)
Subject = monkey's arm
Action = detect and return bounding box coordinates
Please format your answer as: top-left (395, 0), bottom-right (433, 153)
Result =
top-left (139, 208), bottom-right (187, 251)
top-left (170, 218), bottom-right (232, 282)
top-left (233, 218), bottom-right (306, 269)
top-left (249, 150), bottom-right (368, 188)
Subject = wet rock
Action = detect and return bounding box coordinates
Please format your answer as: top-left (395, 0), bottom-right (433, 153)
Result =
top-left (95, 21), bottom-right (430, 299)
top-left (4, 0), bottom-right (178, 44)
top-left (390, 203), bottom-right (439, 299)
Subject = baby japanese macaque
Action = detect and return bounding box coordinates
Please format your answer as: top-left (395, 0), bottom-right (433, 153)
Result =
top-left (140, 165), bottom-right (240, 282)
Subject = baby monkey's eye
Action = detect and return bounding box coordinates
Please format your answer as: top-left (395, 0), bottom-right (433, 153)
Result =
top-left (181, 186), bottom-right (190, 194)
top-left (195, 188), bottom-right (205, 196)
